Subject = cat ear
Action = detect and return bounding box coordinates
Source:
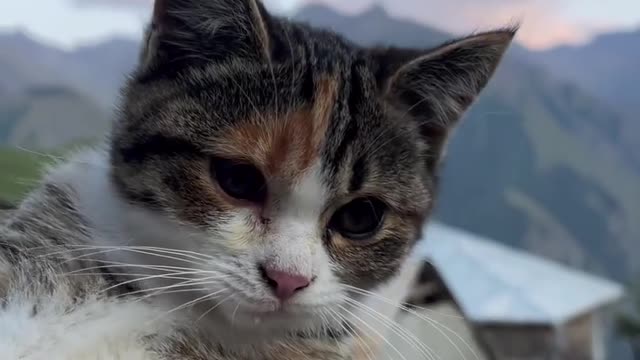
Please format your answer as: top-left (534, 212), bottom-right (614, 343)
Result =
top-left (140, 0), bottom-right (273, 74)
top-left (371, 28), bottom-right (517, 170)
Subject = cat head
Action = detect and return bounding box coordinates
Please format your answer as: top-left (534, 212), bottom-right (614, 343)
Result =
top-left (109, 0), bottom-right (514, 340)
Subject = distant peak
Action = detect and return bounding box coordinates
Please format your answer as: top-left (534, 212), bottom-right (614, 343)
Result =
top-left (0, 28), bottom-right (60, 51)
top-left (359, 4), bottom-right (389, 18)
top-left (1, 28), bottom-right (34, 43)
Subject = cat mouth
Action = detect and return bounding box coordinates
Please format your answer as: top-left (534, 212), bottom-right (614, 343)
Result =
top-left (240, 300), bottom-right (306, 316)
top-left (214, 301), bottom-right (320, 334)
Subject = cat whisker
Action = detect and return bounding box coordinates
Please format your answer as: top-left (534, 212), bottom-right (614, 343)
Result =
top-left (315, 309), bottom-right (333, 340)
top-left (44, 244), bottom-right (245, 275)
top-left (196, 292), bottom-right (235, 323)
top-left (61, 246), bottom-right (209, 268)
top-left (231, 301), bottom-right (242, 325)
top-left (336, 303), bottom-right (409, 360)
top-left (134, 287), bottom-right (211, 303)
top-left (60, 272), bottom-right (194, 281)
top-left (122, 245), bottom-right (218, 262)
top-left (70, 244), bottom-right (217, 261)
top-left (15, 146), bottom-right (66, 161)
top-left (61, 261), bottom-right (203, 275)
top-left (15, 146), bottom-right (107, 169)
top-left (35, 243), bottom-right (210, 259)
top-left (158, 289), bottom-right (228, 321)
top-left (96, 270), bottom-right (228, 296)
top-left (402, 306), bottom-right (476, 360)
top-left (327, 308), bottom-right (376, 360)
top-left (344, 296), bottom-right (438, 360)
top-left (344, 285), bottom-right (479, 360)
top-left (39, 245), bottom-right (212, 269)
top-left (126, 277), bottom-right (225, 302)
top-left (343, 284), bottom-right (463, 318)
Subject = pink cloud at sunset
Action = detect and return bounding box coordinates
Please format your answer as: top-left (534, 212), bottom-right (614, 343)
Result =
top-left (298, 0), bottom-right (596, 49)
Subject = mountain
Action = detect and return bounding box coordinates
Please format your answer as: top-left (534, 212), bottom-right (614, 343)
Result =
top-left (0, 31), bottom-right (138, 109)
top-left (532, 28), bottom-right (640, 117)
top-left (0, 85), bottom-right (109, 149)
top-left (64, 38), bottom-right (139, 107)
top-left (530, 29), bottom-right (640, 170)
top-left (296, 5), bottom-right (450, 47)
top-left (0, 32), bottom-right (69, 97)
top-left (0, 83), bottom-right (109, 204)
top-left (0, 32), bottom-right (130, 150)
top-left (294, 5), bottom-right (640, 283)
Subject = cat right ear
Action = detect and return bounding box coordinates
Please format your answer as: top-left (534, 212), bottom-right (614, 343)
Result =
top-left (139, 0), bottom-right (274, 75)
top-left (370, 28), bottom-right (516, 170)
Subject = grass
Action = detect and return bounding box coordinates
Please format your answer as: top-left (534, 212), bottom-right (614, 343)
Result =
top-left (0, 137), bottom-right (99, 206)
top-left (0, 147), bottom-right (54, 205)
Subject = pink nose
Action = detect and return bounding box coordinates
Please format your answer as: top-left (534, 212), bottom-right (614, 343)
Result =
top-left (261, 266), bottom-right (312, 301)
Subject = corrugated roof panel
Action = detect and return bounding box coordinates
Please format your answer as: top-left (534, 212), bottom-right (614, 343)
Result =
top-left (413, 223), bottom-right (624, 325)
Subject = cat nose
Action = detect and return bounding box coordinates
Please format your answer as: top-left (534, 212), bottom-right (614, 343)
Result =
top-left (260, 265), bottom-right (312, 301)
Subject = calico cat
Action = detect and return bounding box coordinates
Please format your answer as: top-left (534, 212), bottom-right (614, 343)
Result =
top-left (0, 0), bottom-right (515, 359)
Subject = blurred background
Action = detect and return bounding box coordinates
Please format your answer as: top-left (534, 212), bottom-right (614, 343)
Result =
top-left (0, 0), bottom-right (638, 358)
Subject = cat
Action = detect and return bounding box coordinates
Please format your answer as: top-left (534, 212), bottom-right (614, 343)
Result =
top-left (0, 0), bottom-right (515, 359)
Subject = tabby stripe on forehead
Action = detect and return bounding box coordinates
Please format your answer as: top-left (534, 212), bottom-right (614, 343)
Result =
top-left (328, 64), bottom-right (364, 173)
top-left (118, 134), bottom-right (201, 163)
top-left (349, 156), bottom-right (367, 192)
top-left (331, 119), bottom-right (358, 171)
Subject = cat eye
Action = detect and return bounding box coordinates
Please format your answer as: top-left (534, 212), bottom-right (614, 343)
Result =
top-left (211, 158), bottom-right (267, 203)
top-left (329, 198), bottom-right (386, 240)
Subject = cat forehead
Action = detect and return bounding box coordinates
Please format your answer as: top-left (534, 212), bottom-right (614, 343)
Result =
top-left (204, 77), bottom-right (426, 214)
top-left (213, 76), bottom-right (339, 184)
top-left (117, 50), bottom-right (428, 212)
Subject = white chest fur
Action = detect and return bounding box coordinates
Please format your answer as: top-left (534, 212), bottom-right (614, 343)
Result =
top-left (0, 296), bottom-right (171, 360)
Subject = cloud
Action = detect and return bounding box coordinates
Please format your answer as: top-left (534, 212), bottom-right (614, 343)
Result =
top-left (71, 0), bottom-right (592, 49)
top-left (447, 0), bottom-right (590, 49)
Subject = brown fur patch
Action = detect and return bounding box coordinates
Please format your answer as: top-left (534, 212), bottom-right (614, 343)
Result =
top-left (214, 77), bottom-right (338, 184)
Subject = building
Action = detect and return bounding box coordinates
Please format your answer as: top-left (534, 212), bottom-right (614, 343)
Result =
top-left (376, 223), bottom-right (625, 360)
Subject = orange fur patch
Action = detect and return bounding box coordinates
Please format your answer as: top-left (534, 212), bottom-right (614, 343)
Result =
top-left (215, 77), bottom-right (338, 183)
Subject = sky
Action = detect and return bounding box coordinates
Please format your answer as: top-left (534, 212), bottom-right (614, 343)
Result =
top-left (1, 0), bottom-right (639, 50)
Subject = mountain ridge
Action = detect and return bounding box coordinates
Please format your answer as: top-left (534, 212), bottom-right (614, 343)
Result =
top-left (529, 28), bottom-right (640, 170)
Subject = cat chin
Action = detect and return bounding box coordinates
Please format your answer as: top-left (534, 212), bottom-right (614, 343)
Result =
top-left (185, 298), bottom-right (331, 345)
top-left (214, 296), bottom-right (330, 332)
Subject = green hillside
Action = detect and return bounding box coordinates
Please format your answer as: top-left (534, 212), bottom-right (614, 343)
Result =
top-left (0, 138), bottom-right (98, 205)
top-left (0, 86), bottom-right (110, 150)
top-left (0, 147), bottom-right (52, 205)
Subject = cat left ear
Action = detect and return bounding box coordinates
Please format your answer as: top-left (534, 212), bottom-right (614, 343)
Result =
top-left (372, 28), bottom-right (517, 170)
top-left (140, 0), bottom-right (273, 74)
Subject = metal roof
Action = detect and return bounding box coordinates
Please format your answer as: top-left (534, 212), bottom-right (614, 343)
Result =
top-left (413, 222), bottom-right (625, 325)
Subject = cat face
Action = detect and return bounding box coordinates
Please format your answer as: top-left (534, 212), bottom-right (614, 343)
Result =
top-left (109, 0), bottom-right (514, 338)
